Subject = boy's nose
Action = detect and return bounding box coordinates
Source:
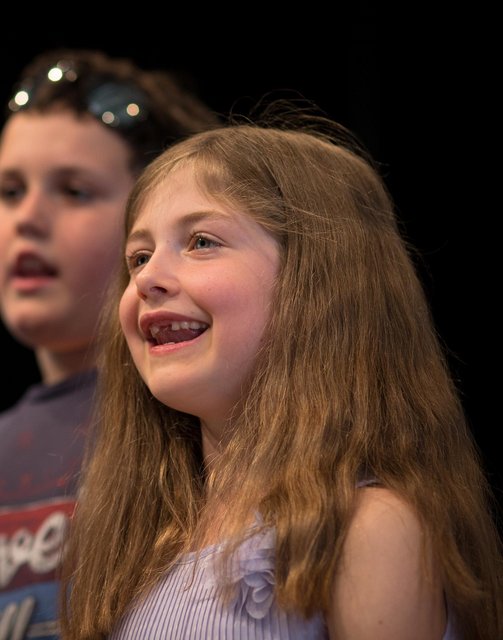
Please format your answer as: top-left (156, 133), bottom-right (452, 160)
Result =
top-left (14, 190), bottom-right (51, 238)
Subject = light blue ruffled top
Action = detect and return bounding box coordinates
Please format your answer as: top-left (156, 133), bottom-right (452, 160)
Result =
top-left (110, 523), bottom-right (458, 639)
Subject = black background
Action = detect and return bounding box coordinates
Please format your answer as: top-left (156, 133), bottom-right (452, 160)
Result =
top-left (0, 6), bottom-right (500, 514)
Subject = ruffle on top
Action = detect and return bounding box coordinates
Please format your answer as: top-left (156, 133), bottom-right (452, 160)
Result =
top-left (228, 526), bottom-right (276, 620)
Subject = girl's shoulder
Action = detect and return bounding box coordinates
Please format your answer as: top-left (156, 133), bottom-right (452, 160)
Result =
top-left (353, 485), bottom-right (420, 531)
top-left (327, 486), bottom-right (449, 639)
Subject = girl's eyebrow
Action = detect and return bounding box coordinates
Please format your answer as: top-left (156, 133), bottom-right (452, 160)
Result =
top-left (176, 209), bottom-right (232, 227)
top-left (126, 228), bottom-right (152, 245)
top-left (126, 209), bottom-right (232, 244)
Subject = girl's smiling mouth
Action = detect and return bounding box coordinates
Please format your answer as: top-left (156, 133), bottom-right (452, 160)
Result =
top-left (140, 312), bottom-right (209, 346)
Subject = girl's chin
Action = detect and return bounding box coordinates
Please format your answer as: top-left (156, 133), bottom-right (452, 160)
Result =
top-left (148, 386), bottom-right (198, 415)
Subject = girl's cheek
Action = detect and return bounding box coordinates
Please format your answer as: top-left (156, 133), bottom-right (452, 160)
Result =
top-left (119, 291), bottom-right (135, 334)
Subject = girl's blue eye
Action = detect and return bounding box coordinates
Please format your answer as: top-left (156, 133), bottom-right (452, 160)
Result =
top-left (192, 234), bottom-right (220, 250)
top-left (136, 254), bottom-right (150, 266)
top-left (126, 252), bottom-right (150, 271)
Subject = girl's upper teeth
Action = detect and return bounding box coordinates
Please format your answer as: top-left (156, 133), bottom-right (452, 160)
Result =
top-left (150, 321), bottom-right (206, 336)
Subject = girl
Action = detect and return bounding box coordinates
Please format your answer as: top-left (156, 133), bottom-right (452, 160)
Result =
top-left (61, 116), bottom-right (502, 639)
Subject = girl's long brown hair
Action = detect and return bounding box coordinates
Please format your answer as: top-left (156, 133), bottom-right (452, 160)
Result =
top-left (61, 118), bottom-right (503, 639)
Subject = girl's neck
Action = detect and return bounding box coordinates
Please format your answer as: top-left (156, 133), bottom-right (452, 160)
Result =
top-left (200, 420), bottom-right (228, 471)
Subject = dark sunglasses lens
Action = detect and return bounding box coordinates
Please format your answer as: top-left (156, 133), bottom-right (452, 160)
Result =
top-left (87, 82), bottom-right (148, 128)
top-left (8, 61), bottom-right (150, 131)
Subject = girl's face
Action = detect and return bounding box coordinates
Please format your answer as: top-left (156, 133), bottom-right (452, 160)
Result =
top-left (0, 111), bottom-right (135, 355)
top-left (120, 165), bottom-right (279, 433)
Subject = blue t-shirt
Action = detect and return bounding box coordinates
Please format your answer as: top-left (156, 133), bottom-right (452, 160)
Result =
top-left (0, 370), bottom-right (96, 640)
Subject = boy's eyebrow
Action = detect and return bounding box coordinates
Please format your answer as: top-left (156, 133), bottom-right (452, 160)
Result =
top-left (126, 209), bottom-right (232, 244)
top-left (0, 165), bottom-right (106, 179)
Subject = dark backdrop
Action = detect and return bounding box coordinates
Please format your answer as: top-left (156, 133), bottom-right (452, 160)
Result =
top-left (0, 6), bottom-right (500, 513)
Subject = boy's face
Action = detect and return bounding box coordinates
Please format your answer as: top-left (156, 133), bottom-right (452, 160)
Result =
top-left (0, 110), bottom-right (135, 357)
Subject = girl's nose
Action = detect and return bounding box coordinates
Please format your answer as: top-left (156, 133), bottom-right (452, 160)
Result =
top-left (134, 256), bottom-right (181, 302)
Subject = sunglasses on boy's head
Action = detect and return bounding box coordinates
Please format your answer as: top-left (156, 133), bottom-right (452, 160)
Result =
top-left (7, 58), bottom-right (150, 131)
